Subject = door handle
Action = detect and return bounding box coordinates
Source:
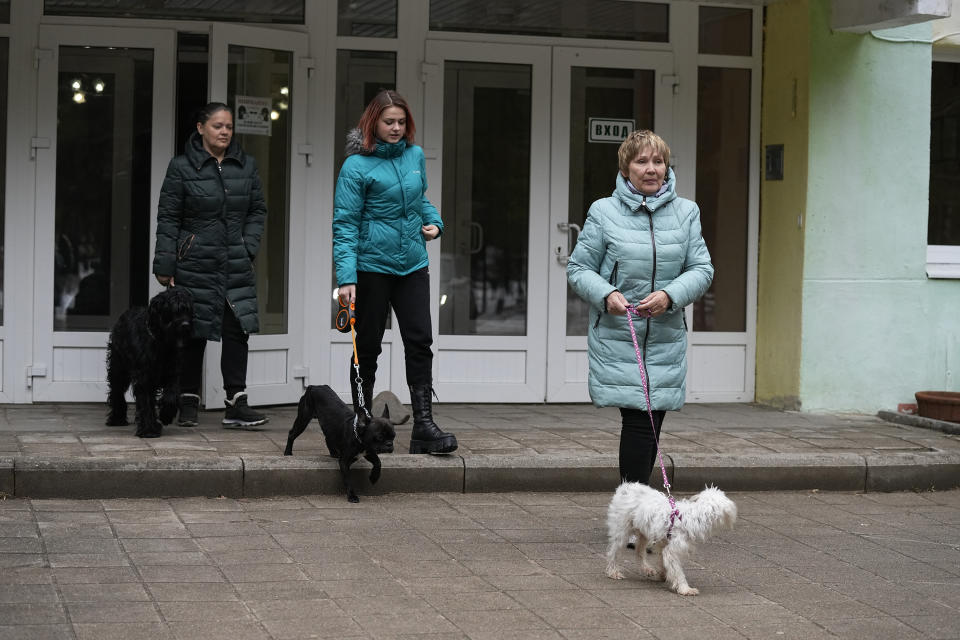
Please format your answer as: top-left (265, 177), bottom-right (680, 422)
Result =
top-left (555, 222), bottom-right (581, 265)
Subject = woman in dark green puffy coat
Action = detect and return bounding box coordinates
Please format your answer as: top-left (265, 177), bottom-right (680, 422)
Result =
top-left (153, 102), bottom-right (268, 428)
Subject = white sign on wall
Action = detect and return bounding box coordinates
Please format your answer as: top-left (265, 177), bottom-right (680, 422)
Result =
top-left (235, 95), bottom-right (272, 136)
top-left (588, 117), bottom-right (635, 143)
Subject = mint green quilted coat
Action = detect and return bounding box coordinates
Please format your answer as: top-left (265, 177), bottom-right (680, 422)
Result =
top-left (567, 169), bottom-right (713, 410)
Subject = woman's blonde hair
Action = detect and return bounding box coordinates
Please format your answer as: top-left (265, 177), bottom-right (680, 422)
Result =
top-left (617, 130), bottom-right (671, 174)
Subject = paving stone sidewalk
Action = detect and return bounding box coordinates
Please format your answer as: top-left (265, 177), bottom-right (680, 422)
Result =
top-left (1, 402), bottom-right (957, 459)
top-left (0, 402), bottom-right (958, 497)
top-left (0, 489), bottom-right (958, 639)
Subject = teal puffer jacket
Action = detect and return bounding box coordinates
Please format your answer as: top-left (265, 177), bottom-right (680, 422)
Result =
top-left (153, 132), bottom-right (265, 340)
top-left (333, 129), bottom-right (443, 285)
top-left (567, 168), bottom-right (713, 410)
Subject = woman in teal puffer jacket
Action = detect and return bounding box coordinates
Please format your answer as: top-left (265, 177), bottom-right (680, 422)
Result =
top-left (153, 102), bottom-right (267, 429)
top-left (567, 130), bottom-right (713, 486)
top-left (333, 90), bottom-right (457, 454)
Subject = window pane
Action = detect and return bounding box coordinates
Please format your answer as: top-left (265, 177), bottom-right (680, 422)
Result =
top-left (567, 67), bottom-right (654, 336)
top-left (439, 61), bottom-right (531, 336)
top-left (930, 61), bottom-right (960, 246)
top-left (695, 67), bottom-right (750, 332)
top-left (227, 45), bottom-right (292, 334)
top-left (430, 0), bottom-right (668, 42)
top-left (176, 33), bottom-right (208, 154)
top-left (54, 46), bottom-right (153, 330)
top-left (44, 0), bottom-right (304, 23)
top-left (0, 2), bottom-right (9, 23)
top-left (338, 0), bottom-right (397, 38)
top-left (0, 38), bottom-right (7, 324)
top-left (699, 6), bottom-right (752, 56)
top-left (331, 50), bottom-right (396, 330)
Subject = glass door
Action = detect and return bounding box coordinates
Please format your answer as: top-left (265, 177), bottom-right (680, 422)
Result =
top-left (546, 47), bottom-right (674, 402)
top-left (423, 41), bottom-right (551, 402)
top-left (204, 23), bottom-right (308, 407)
top-left (31, 26), bottom-right (175, 402)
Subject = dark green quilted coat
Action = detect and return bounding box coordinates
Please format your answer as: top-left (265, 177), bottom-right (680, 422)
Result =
top-left (153, 132), bottom-right (266, 340)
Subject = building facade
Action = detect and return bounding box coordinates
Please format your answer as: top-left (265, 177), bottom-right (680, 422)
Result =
top-left (0, 0), bottom-right (954, 412)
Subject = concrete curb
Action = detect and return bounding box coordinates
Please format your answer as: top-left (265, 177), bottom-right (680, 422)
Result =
top-left (0, 457), bottom-right (13, 496)
top-left (463, 454), bottom-right (624, 493)
top-left (878, 410), bottom-right (960, 436)
top-left (864, 452), bottom-right (960, 492)
top-left (6, 451), bottom-right (960, 498)
top-left (670, 453), bottom-right (867, 492)
top-left (242, 454), bottom-right (463, 498)
top-left (14, 456), bottom-right (243, 499)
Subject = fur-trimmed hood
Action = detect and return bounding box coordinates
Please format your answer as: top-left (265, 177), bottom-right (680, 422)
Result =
top-left (344, 128), bottom-right (368, 157)
top-left (344, 127), bottom-right (406, 159)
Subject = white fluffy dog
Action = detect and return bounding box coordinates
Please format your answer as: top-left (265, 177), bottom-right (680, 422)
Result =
top-left (605, 483), bottom-right (737, 595)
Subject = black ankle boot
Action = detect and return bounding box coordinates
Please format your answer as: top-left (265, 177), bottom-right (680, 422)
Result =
top-left (408, 384), bottom-right (458, 454)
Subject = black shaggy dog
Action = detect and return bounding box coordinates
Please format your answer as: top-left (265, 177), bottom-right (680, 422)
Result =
top-left (284, 385), bottom-right (407, 503)
top-left (105, 287), bottom-right (194, 438)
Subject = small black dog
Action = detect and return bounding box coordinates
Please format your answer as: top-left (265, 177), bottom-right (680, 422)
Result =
top-left (284, 384), bottom-right (407, 503)
top-left (105, 287), bottom-right (194, 438)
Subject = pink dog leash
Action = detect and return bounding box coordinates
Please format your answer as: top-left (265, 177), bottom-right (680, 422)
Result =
top-left (625, 305), bottom-right (682, 538)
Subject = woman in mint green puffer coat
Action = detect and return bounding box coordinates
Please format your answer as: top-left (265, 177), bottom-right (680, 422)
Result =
top-left (567, 130), bottom-right (713, 486)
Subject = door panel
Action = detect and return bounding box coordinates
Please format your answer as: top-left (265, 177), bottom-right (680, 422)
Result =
top-left (546, 47), bottom-right (674, 402)
top-left (205, 24), bottom-right (308, 407)
top-left (32, 26), bottom-right (175, 401)
top-left (424, 41), bottom-right (550, 402)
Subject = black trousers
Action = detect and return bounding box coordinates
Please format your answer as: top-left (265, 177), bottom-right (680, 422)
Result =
top-left (181, 303), bottom-right (249, 398)
top-left (619, 407), bottom-right (666, 484)
top-left (350, 268), bottom-right (433, 388)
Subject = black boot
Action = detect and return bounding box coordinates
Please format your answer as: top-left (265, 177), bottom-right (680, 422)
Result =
top-left (409, 384), bottom-right (458, 454)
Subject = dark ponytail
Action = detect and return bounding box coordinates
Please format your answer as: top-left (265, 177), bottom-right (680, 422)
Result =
top-left (196, 101), bottom-right (231, 125)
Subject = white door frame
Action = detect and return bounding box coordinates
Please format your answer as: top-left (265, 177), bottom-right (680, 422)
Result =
top-left (204, 23), bottom-right (310, 407)
top-left (31, 25), bottom-right (175, 402)
top-left (423, 39), bottom-right (551, 402)
top-left (545, 46), bottom-right (675, 402)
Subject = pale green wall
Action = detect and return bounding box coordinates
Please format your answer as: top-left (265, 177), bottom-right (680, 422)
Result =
top-left (799, 0), bottom-right (959, 411)
top-left (756, 0), bottom-right (809, 409)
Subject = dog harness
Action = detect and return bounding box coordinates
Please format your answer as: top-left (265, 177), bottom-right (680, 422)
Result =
top-left (625, 305), bottom-right (682, 539)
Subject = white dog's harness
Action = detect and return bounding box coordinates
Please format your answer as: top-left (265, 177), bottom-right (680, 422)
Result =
top-left (626, 305), bottom-right (682, 539)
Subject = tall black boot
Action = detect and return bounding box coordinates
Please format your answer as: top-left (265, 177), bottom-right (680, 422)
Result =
top-left (409, 384), bottom-right (458, 454)
top-left (349, 363), bottom-right (373, 417)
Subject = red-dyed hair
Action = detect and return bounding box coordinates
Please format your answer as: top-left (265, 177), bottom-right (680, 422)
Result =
top-left (356, 89), bottom-right (417, 151)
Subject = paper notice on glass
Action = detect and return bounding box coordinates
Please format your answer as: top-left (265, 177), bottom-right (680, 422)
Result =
top-left (235, 96), bottom-right (272, 136)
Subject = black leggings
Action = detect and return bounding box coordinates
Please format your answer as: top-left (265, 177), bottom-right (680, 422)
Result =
top-left (351, 268), bottom-right (433, 387)
top-left (619, 407), bottom-right (666, 484)
top-left (180, 303), bottom-right (249, 398)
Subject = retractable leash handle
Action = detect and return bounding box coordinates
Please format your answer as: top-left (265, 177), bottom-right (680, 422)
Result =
top-left (625, 305), bottom-right (682, 535)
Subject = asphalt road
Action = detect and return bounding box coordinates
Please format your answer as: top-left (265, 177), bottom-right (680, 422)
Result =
top-left (0, 489), bottom-right (958, 639)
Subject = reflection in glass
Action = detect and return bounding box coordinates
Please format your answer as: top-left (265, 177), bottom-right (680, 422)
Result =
top-left (44, 0), bottom-right (304, 23)
top-left (338, 0), bottom-right (397, 37)
top-left (227, 45), bottom-right (292, 335)
top-left (331, 50), bottom-right (396, 330)
top-left (695, 67), bottom-right (750, 332)
top-left (929, 61), bottom-right (960, 245)
top-left (175, 34), bottom-right (209, 154)
top-left (0, 38), bottom-right (6, 324)
top-left (698, 6), bottom-right (752, 56)
top-left (439, 61), bottom-right (531, 336)
top-left (54, 46), bottom-right (153, 331)
top-left (430, 0), bottom-right (668, 42)
top-left (566, 67), bottom-right (654, 336)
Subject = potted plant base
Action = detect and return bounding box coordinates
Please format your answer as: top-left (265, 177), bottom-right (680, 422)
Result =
top-left (915, 391), bottom-right (960, 423)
